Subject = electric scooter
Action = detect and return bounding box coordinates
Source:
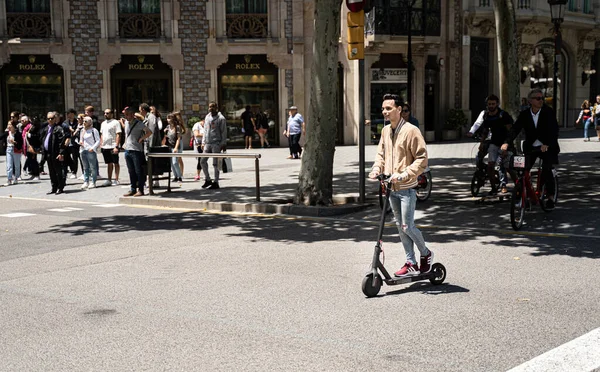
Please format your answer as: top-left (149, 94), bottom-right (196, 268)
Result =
top-left (362, 174), bottom-right (447, 298)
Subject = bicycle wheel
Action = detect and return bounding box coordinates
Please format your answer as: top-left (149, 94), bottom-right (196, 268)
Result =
top-left (540, 172), bottom-right (559, 212)
top-left (470, 171), bottom-right (485, 197)
top-left (416, 171), bottom-right (432, 202)
top-left (510, 180), bottom-right (526, 230)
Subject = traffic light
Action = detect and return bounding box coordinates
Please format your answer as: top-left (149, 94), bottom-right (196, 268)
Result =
top-left (347, 10), bottom-right (364, 60)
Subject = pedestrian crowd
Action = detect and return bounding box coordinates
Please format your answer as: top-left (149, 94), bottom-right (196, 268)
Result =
top-left (2, 101), bottom-right (230, 194)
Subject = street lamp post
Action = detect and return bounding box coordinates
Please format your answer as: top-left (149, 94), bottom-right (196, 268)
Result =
top-left (402, 0), bottom-right (416, 104)
top-left (548, 0), bottom-right (568, 122)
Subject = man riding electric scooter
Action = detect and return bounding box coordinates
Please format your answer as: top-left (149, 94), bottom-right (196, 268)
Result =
top-left (368, 93), bottom-right (433, 277)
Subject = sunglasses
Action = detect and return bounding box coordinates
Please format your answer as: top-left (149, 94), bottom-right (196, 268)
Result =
top-left (531, 96), bottom-right (544, 101)
top-left (402, 109), bottom-right (410, 112)
top-left (104, 112), bottom-right (112, 115)
top-left (47, 117), bottom-right (55, 120)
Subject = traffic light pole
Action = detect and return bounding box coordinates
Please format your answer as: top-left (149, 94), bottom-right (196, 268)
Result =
top-left (359, 58), bottom-right (365, 204)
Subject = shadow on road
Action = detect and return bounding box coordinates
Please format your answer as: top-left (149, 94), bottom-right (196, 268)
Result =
top-left (38, 145), bottom-right (600, 259)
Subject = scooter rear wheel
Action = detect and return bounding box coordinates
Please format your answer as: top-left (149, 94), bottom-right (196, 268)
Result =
top-left (429, 263), bottom-right (447, 285)
top-left (362, 274), bottom-right (382, 298)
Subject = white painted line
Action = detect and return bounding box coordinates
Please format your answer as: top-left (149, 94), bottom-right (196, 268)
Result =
top-left (91, 204), bottom-right (122, 208)
top-left (507, 327), bottom-right (600, 372)
top-left (0, 213), bottom-right (36, 218)
top-left (47, 207), bottom-right (84, 212)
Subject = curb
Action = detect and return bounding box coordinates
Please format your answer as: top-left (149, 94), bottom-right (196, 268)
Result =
top-left (118, 195), bottom-right (372, 217)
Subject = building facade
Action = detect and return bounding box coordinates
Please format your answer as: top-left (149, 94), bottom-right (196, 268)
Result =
top-left (2, 1), bottom-right (600, 147)
top-left (0, 0), bottom-right (315, 147)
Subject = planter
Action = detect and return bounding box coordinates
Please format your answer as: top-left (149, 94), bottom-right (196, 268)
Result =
top-left (442, 129), bottom-right (458, 141)
top-left (425, 131), bottom-right (435, 142)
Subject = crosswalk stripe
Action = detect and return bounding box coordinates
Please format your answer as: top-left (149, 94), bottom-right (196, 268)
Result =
top-left (91, 204), bottom-right (122, 208)
top-left (0, 213), bottom-right (36, 218)
top-left (507, 327), bottom-right (600, 372)
top-left (47, 207), bottom-right (84, 212)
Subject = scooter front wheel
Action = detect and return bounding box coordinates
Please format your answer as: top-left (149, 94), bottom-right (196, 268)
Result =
top-left (429, 263), bottom-right (447, 285)
top-left (362, 274), bottom-right (382, 298)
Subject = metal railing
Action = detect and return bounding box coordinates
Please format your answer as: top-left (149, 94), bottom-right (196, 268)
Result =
top-left (478, 0), bottom-right (530, 8)
top-left (118, 13), bottom-right (161, 39)
top-left (146, 152), bottom-right (263, 201)
top-left (374, 3), bottom-right (441, 37)
top-left (226, 13), bottom-right (268, 38)
top-left (6, 12), bottom-right (51, 38)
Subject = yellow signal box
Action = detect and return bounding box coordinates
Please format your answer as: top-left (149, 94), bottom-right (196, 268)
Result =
top-left (347, 10), bottom-right (365, 60)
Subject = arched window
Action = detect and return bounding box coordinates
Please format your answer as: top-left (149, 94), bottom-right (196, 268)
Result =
top-left (6, 0), bottom-right (50, 13)
top-left (118, 0), bottom-right (161, 39)
top-left (225, 0), bottom-right (268, 38)
top-left (6, 0), bottom-right (51, 38)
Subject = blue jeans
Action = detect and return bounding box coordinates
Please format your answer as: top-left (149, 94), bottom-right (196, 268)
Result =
top-left (6, 147), bottom-right (21, 181)
top-left (171, 147), bottom-right (182, 178)
top-left (125, 150), bottom-right (145, 192)
top-left (80, 150), bottom-right (98, 184)
top-left (584, 118), bottom-right (594, 139)
top-left (388, 188), bottom-right (430, 265)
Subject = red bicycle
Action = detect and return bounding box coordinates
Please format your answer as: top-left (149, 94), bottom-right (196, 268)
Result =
top-left (509, 151), bottom-right (559, 230)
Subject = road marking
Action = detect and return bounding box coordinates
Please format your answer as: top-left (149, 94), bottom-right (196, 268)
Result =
top-left (0, 213), bottom-right (36, 218)
top-left (91, 204), bottom-right (122, 208)
top-left (507, 327), bottom-right (600, 372)
top-left (47, 207), bottom-right (84, 213)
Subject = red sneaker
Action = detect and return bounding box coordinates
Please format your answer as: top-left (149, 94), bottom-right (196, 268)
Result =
top-left (420, 251), bottom-right (434, 273)
top-left (394, 262), bottom-right (420, 277)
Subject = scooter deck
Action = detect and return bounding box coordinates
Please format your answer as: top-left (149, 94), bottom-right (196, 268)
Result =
top-left (383, 271), bottom-right (436, 285)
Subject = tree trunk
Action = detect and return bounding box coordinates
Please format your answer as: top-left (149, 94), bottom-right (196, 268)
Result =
top-left (295, 0), bottom-right (341, 206)
top-left (492, 0), bottom-right (520, 119)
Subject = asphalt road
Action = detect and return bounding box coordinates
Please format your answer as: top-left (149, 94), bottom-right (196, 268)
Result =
top-left (1, 195), bottom-right (599, 371)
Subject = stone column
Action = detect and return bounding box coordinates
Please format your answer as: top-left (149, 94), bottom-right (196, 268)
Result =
top-left (69, 0), bottom-right (103, 111)
top-left (178, 0), bottom-right (210, 122)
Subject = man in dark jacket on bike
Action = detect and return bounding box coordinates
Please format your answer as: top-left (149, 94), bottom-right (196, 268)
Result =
top-left (501, 88), bottom-right (559, 209)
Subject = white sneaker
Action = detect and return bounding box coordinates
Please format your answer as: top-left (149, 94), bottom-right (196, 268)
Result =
top-left (102, 180), bottom-right (112, 187)
top-left (69, 174), bottom-right (77, 179)
top-left (12, 179), bottom-right (18, 185)
top-left (111, 180), bottom-right (119, 186)
top-left (17, 177), bottom-right (23, 181)
top-left (81, 182), bottom-right (88, 190)
top-left (78, 175), bottom-right (84, 180)
top-left (33, 177), bottom-right (40, 181)
top-left (88, 182), bottom-right (96, 189)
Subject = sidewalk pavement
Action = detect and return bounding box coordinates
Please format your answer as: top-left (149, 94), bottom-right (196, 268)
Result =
top-left (0, 128), bottom-right (596, 216)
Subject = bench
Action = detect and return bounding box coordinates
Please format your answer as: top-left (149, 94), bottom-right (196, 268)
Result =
top-left (146, 152), bottom-right (262, 201)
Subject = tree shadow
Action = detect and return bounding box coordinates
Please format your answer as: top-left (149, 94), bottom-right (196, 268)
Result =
top-left (37, 149), bottom-right (600, 259)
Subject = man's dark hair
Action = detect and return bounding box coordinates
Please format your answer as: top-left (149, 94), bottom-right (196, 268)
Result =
top-left (486, 94), bottom-right (500, 103)
top-left (139, 103), bottom-right (150, 112)
top-left (124, 106), bottom-right (136, 114)
top-left (403, 102), bottom-right (412, 111)
top-left (382, 94), bottom-right (402, 107)
top-left (67, 108), bottom-right (77, 115)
